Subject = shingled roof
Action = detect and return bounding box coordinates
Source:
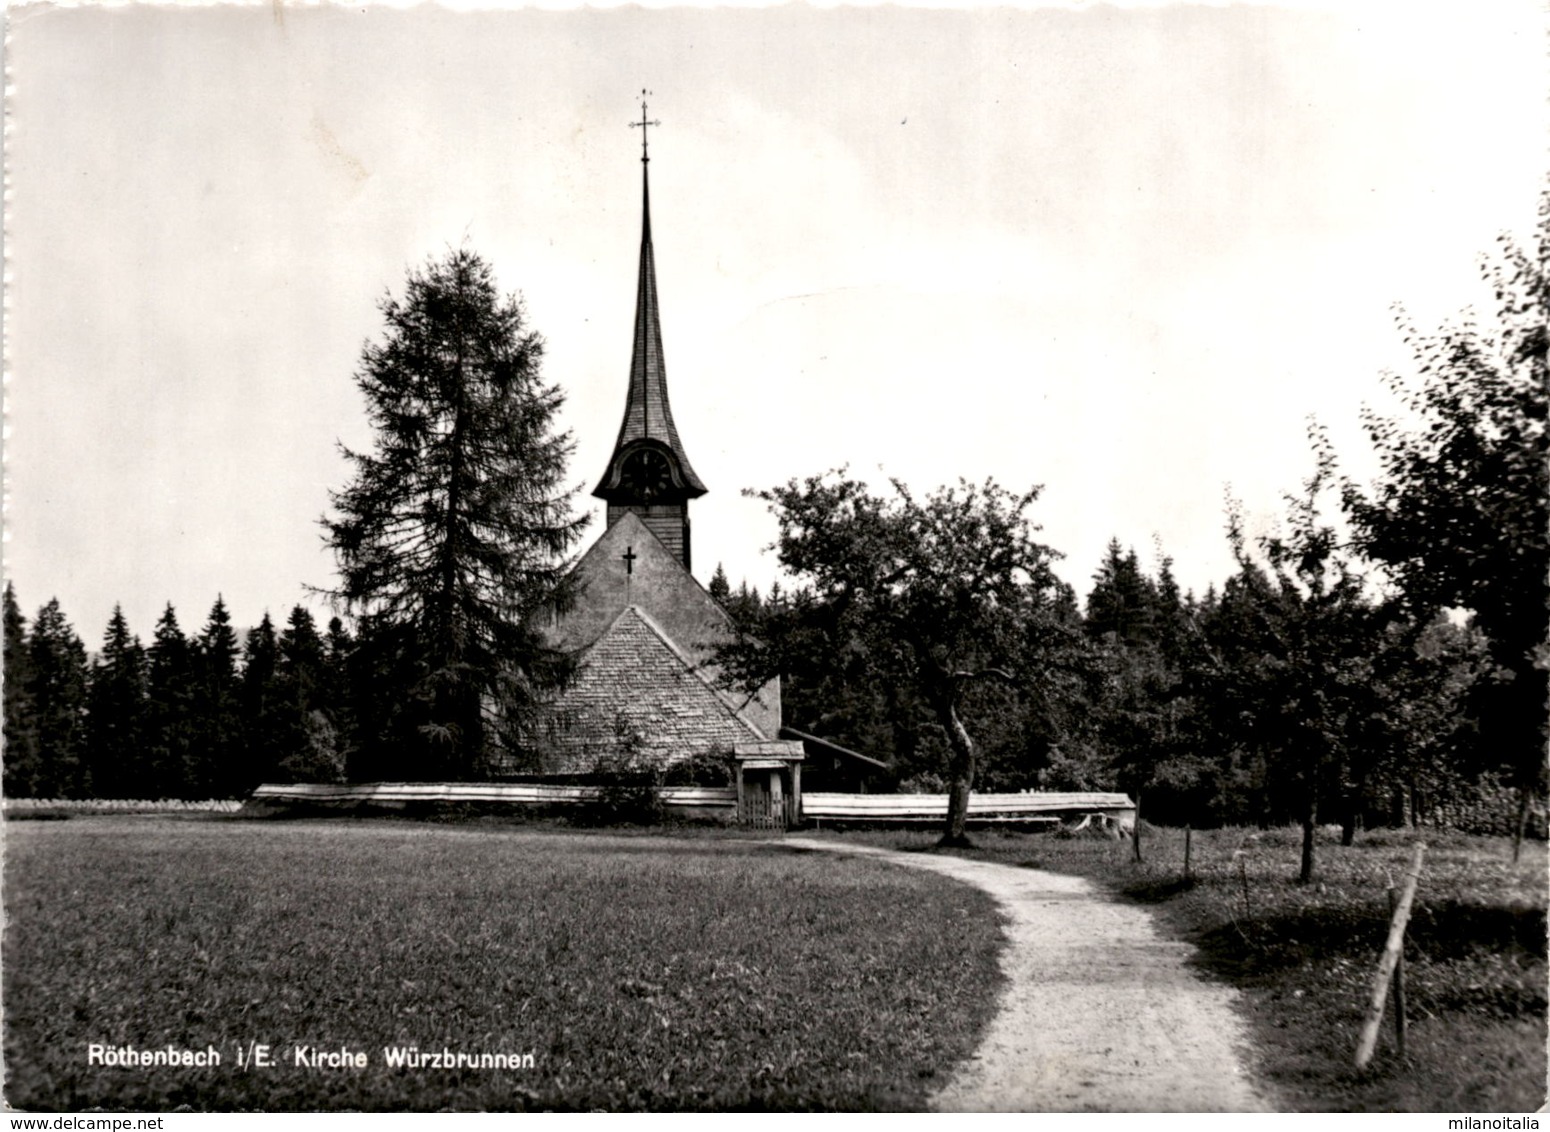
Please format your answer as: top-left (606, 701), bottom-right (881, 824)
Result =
top-left (536, 604), bottom-right (766, 771)
top-left (593, 162), bottom-right (707, 498)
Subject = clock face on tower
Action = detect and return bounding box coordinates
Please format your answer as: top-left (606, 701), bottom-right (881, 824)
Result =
top-left (619, 448), bottom-right (675, 502)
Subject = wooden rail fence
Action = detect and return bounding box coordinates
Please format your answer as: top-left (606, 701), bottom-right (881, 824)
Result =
top-left (802, 791), bottom-right (1135, 825)
top-left (250, 782), bottom-right (735, 813)
top-left (250, 783), bottom-right (1136, 828)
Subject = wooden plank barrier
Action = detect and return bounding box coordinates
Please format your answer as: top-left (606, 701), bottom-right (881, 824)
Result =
top-left (251, 784), bottom-right (1135, 828)
top-left (803, 791), bottom-right (1134, 825)
top-left (1354, 842), bottom-right (1427, 1070)
top-left (251, 782), bottom-right (735, 810)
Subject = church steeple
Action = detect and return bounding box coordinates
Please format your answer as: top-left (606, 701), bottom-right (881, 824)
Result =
top-left (594, 91), bottom-right (705, 570)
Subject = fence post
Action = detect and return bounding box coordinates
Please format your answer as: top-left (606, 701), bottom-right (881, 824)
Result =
top-left (1132, 791), bottom-right (1143, 863)
top-left (1355, 843), bottom-right (1426, 1069)
top-left (1388, 886), bottom-right (1407, 1058)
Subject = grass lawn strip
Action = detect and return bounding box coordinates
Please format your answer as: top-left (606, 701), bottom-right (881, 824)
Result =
top-left (4, 817), bottom-right (1004, 1111)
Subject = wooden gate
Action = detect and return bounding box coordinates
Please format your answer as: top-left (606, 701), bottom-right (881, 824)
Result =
top-left (732, 741), bottom-right (805, 830)
top-left (736, 768), bottom-right (797, 829)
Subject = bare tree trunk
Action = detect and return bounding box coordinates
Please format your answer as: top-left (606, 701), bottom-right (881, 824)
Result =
top-left (1513, 784), bottom-right (1530, 865)
top-left (936, 694), bottom-right (976, 848)
top-left (1300, 788), bottom-right (1318, 884)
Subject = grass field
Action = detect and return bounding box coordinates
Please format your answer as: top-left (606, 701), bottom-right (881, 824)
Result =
top-left (820, 823), bottom-right (1548, 1112)
top-left (3, 816), bottom-right (1004, 1112)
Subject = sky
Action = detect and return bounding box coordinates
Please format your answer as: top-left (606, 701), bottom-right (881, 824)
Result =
top-left (4, 0), bottom-right (1545, 644)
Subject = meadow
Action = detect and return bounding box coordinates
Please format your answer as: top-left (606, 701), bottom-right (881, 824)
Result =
top-left (823, 823), bottom-right (1548, 1112)
top-left (2, 816), bottom-right (1003, 1112)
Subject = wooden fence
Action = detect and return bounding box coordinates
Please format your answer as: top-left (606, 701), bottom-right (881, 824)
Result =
top-left (736, 790), bottom-right (798, 830)
top-left (250, 782), bottom-right (735, 814)
top-left (803, 791), bottom-right (1135, 826)
top-left (4, 798), bottom-right (245, 813)
top-left (249, 783), bottom-right (1135, 828)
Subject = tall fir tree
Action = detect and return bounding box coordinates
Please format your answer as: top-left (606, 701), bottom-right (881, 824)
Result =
top-left (3, 583), bottom-right (40, 797)
top-left (146, 604), bottom-right (196, 799)
top-left (274, 606), bottom-right (338, 781)
top-left (1081, 543), bottom-right (1207, 824)
top-left (86, 606), bottom-right (150, 798)
top-left (239, 614), bottom-right (281, 790)
top-left (1085, 539), bottom-right (1159, 648)
top-left (278, 606), bottom-right (326, 718)
top-left (322, 248), bottom-right (587, 779)
top-left (25, 599), bottom-right (90, 798)
top-left (193, 597), bottom-right (242, 797)
top-left (707, 563), bottom-right (732, 606)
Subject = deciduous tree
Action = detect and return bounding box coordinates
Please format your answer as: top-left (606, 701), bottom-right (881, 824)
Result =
top-left (1205, 477), bottom-right (1387, 882)
top-left (1340, 194), bottom-right (1549, 842)
top-left (718, 472), bottom-right (1061, 844)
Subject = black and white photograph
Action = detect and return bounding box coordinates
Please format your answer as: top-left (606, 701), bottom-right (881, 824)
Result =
top-left (3, 0), bottom-right (1545, 1116)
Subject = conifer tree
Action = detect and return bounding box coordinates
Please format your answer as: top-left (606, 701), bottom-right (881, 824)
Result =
top-left (25, 598), bottom-right (90, 798)
top-left (146, 604), bottom-right (196, 799)
top-left (1084, 539), bottom-right (1158, 648)
top-left (278, 606), bottom-right (326, 717)
top-left (322, 248), bottom-right (587, 779)
top-left (707, 562), bottom-right (732, 606)
top-left (86, 605), bottom-right (150, 798)
top-left (274, 605), bottom-right (333, 780)
top-left (3, 583), bottom-right (40, 797)
top-left (335, 614), bottom-right (397, 779)
top-left (722, 581), bottom-right (764, 632)
top-left (239, 614), bottom-right (281, 789)
top-left (193, 597), bottom-right (242, 797)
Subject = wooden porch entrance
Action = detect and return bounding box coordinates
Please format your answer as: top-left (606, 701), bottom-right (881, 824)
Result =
top-left (732, 740), bottom-right (805, 830)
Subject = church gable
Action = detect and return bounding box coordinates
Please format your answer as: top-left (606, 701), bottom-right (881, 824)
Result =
top-left (535, 604), bottom-right (765, 772)
top-left (536, 512), bottom-right (782, 742)
top-left (541, 511), bottom-right (729, 661)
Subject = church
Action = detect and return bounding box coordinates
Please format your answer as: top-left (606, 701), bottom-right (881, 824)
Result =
top-left (524, 98), bottom-right (804, 823)
top-left (251, 102), bottom-right (1134, 834)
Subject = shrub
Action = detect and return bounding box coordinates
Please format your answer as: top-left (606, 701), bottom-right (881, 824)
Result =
top-left (659, 750), bottom-right (731, 788)
top-left (275, 710), bottom-right (348, 784)
top-left (569, 720), bottom-right (664, 826)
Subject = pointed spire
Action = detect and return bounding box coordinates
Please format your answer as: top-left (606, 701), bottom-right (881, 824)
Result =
top-left (595, 92), bottom-right (706, 499)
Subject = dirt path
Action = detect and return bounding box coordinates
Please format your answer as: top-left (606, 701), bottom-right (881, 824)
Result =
top-left (784, 838), bottom-right (1273, 1112)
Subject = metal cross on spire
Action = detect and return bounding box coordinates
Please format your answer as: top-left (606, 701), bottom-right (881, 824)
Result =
top-left (629, 89), bottom-right (660, 164)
